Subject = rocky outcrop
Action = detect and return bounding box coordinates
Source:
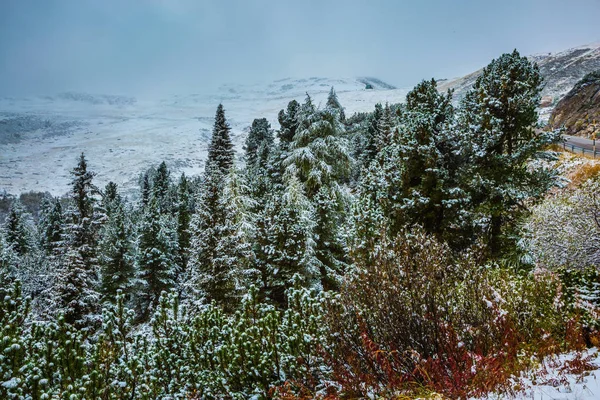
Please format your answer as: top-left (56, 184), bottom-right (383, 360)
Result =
top-left (549, 71), bottom-right (600, 137)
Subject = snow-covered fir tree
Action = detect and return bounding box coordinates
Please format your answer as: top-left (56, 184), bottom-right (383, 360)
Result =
top-left (285, 93), bottom-right (352, 290)
top-left (188, 104), bottom-right (244, 309)
top-left (38, 196), bottom-right (64, 257)
top-left (99, 198), bottom-right (135, 302)
top-left (53, 153), bottom-right (103, 329)
top-left (206, 103), bottom-right (235, 175)
top-left (244, 117), bottom-right (274, 172)
top-left (395, 79), bottom-right (468, 241)
top-left (326, 86), bottom-right (345, 122)
top-left (3, 199), bottom-right (34, 257)
top-left (136, 197), bottom-right (178, 319)
top-left (458, 50), bottom-right (559, 256)
top-left (176, 173), bottom-right (192, 275)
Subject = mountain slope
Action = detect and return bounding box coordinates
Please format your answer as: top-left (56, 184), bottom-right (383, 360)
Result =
top-left (0, 78), bottom-right (407, 196)
top-left (438, 42), bottom-right (600, 121)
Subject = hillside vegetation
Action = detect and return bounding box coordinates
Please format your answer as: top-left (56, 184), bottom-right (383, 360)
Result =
top-left (2, 50), bottom-right (600, 399)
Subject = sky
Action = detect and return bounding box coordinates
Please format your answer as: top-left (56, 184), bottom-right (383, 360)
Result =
top-left (0, 0), bottom-right (599, 97)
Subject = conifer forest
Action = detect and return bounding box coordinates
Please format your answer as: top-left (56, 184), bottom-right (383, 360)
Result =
top-left (2, 50), bottom-right (600, 399)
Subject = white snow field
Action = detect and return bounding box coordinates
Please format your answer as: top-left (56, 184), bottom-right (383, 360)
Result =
top-left (0, 77), bottom-right (408, 196)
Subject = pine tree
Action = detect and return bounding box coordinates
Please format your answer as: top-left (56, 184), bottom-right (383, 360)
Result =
top-left (67, 152), bottom-right (101, 268)
top-left (284, 95), bottom-right (352, 290)
top-left (54, 248), bottom-right (101, 330)
top-left (39, 196), bottom-right (64, 256)
top-left (206, 104), bottom-right (235, 176)
top-left (54, 153), bottom-right (102, 330)
top-left (458, 50), bottom-right (559, 256)
top-left (188, 104), bottom-right (241, 309)
top-left (141, 172), bottom-right (151, 207)
top-left (176, 173), bottom-right (192, 275)
top-left (99, 200), bottom-right (135, 301)
top-left (244, 118), bottom-right (274, 171)
top-left (188, 169), bottom-right (254, 310)
top-left (326, 86), bottom-right (345, 122)
top-left (395, 79), bottom-right (466, 238)
top-left (363, 103), bottom-right (384, 165)
top-left (102, 181), bottom-right (120, 217)
top-left (153, 161), bottom-right (171, 212)
top-left (277, 99), bottom-right (300, 149)
top-left (254, 174), bottom-right (318, 304)
top-left (4, 200), bottom-right (33, 256)
top-left (136, 197), bottom-right (178, 318)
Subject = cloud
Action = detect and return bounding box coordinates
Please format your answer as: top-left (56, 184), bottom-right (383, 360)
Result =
top-left (0, 0), bottom-right (599, 97)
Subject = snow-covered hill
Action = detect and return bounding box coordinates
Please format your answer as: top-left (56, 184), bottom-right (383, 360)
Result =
top-left (438, 42), bottom-right (600, 122)
top-left (0, 77), bottom-right (408, 196)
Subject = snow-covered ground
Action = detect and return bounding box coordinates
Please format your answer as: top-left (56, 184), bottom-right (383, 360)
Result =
top-left (483, 348), bottom-right (600, 400)
top-left (0, 77), bottom-right (408, 196)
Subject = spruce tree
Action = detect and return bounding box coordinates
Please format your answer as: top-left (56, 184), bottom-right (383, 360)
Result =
top-left (189, 169), bottom-right (253, 310)
top-left (363, 103), bottom-right (384, 165)
top-left (66, 152), bottom-right (101, 268)
top-left (176, 173), bottom-right (192, 275)
top-left (395, 79), bottom-right (465, 238)
top-left (53, 153), bottom-right (102, 330)
top-left (39, 196), bottom-right (64, 256)
top-left (277, 99), bottom-right (300, 149)
top-left (141, 172), bottom-right (151, 207)
top-left (136, 197), bottom-right (178, 318)
top-left (206, 104), bottom-right (235, 176)
top-left (285, 94), bottom-right (352, 290)
top-left (244, 118), bottom-right (274, 171)
top-left (4, 200), bottom-right (33, 256)
top-left (153, 161), bottom-right (171, 212)
top-left (99, 200), bottom-right (134, 301)
top-left (188, 104), bottom-right (239, 309)
top-left (102, 181), bottom-right (120, 217)
top-left (254, 174), bottom-right (318, 304)
top-left (54, 247), bottom-right (101, 330)
top-left (326, 86), bottom-right (345, 122)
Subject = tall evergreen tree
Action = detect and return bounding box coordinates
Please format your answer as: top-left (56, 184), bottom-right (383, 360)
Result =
top-left (141, 172), bottom-right (151, 207)
top-left (99, 200), bottom-right (135, 302)
top-left (253, 174), bottom-right (318, 304)
top-left (244, 118), bottom-right (274, 171)
top-left (4, 200), bottom-right (33, 257)
top-left (102, 181), bottom-right (121, 217)
top-left (206, 104), bottom-right (235, 176)
top-left (67, 152), bottom-right (101, 268)
top-left (188, 104), bottom-right (239, 308)
top-left (39, 197), bottom-right (64, 256)
top-left (277, 99), bottom-right (300, 149)
top-left (153, 161), bottom-right (171, 212)
top-left (136, 198), bottom-right (178, 318)
top-left (458, 50), bottom-right (559, 256)
top-left (176, 173), bottom-right (192, 275)
top-left (395, 79), bottom-right (466, 239)
top-left (285, 95), bottom-right (352, 290)
top-left (54, 153), bottom-right (102, 329)
top-left (363, 103), bottom-right (384, 165)
top-left (326, 86), bottom-right (345, 122)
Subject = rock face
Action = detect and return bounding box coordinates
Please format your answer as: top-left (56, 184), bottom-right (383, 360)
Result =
top-left (549, 71), bottom-right (600, 137)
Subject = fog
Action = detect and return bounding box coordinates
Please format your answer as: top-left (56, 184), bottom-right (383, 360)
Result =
top-left (1, 0), bottom-right (599, 97)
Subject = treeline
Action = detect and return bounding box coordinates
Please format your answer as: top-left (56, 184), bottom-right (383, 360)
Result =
top-left (0, 50), bottom-right (597, 399)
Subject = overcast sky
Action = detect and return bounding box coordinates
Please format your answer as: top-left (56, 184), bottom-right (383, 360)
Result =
top-left (1, 0), bottom-right (599, 97)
